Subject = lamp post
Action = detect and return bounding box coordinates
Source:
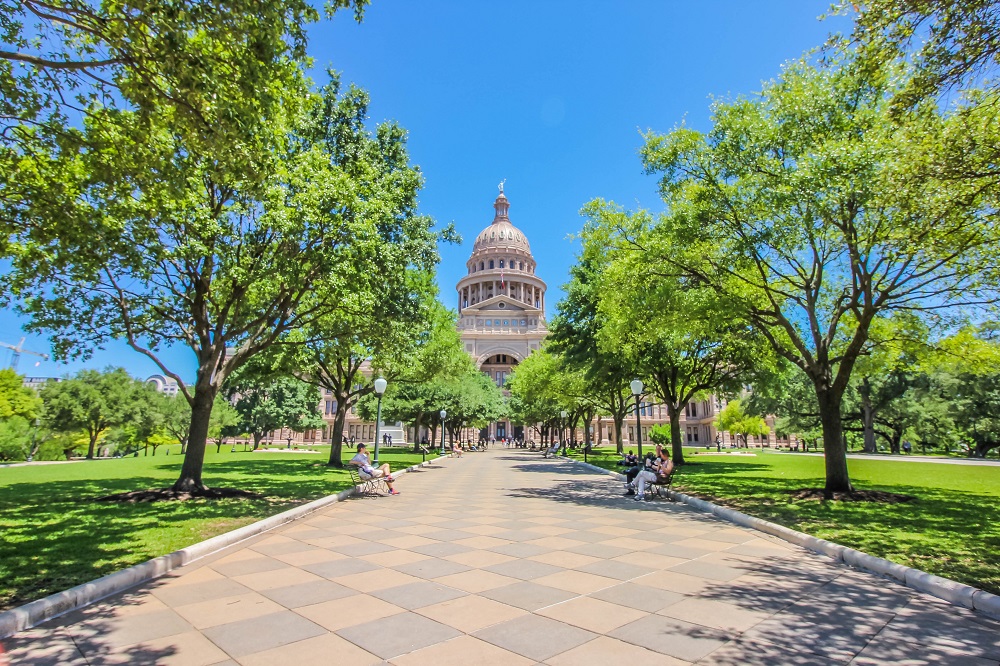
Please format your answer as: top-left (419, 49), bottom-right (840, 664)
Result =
top-left (372, 377), bottom-right (388, 465)
top-left (560, 410), bottom-right (568, 456)
top-left (630, 379), bottom-right (644, 457)
top-left (439, 410), bottom-right (447, 455)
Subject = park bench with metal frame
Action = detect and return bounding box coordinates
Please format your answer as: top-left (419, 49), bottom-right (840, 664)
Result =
top-left (347, 463), bottom-right (388, 498)
top-left (646, 469), bottom-right (676, 499)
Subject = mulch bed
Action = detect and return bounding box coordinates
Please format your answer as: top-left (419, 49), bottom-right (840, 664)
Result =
top-left (96, 488), bottom-right (264, 503)
top-left (788, 488), bottom-right (914, 503)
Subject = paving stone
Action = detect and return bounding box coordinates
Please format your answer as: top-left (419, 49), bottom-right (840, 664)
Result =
top-left (589, 581), bottom-right (688, 613)
top-left (370, 581), bottom-right (467, 610)
top-left (478, 581), bottom-right (577, 611)
top-left (391, 558), bottom-right (472, 579)
top-left (657, 596), bottom-right (770, 632)
top-left (850, 631), bottom-right (998, 665)
top-left (576, 559), bottom-right (656, 581)
top-left (610, 614), bottom-right (732, 662)
top-left (389, 633), bottom-right (534, 666)
top-left (172, 592), bottom-right (285, 630)
top-left (258, 579), bottom-right (357, 608)
top-left (239, 631), bottom-right (380, 665)
top-left (473, 613), bottom-right (596, 662)
top-left (536, 595), bottom-right (650, 633)
top-left (336, 611), bottom-right (461, 659)
top-left (201, 611), bottom-right (325, 658)
top-left (432, 569), bottom-right (521, 593)
top-left (698, 638), bottom-right (844, 665)
top-left (294, 594), bottom-right (403, 631)
top-left (483, 558), bottom-right (563, 580)
top-left (300, 557), bottom-right (381, 579)
top-left (414, 594), bottom-right (527, 633)
top-left (546, 635), bottom-right (690, 666)
top-left (151, 578), bottom-right (253, 607)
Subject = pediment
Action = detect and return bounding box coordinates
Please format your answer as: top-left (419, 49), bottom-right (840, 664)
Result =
top-left (463, 295), bottom-right (533, 314)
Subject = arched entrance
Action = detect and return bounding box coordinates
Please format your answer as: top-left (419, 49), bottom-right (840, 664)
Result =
top-left (478, 351), bottom-right (521, 442)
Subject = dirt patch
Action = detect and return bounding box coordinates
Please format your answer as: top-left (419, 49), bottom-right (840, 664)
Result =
top-left (96, 488), bottom-right (264, 503)
top-left (788, 488), bottom-right (915, 503)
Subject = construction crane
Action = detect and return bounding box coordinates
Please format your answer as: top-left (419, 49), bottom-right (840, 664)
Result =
top-left (0, 338), bottom-right (50, 371)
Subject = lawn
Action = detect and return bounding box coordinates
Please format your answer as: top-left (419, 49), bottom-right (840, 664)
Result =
top-left (0, 446), bottom-right (427, 611)
top-left (571, 447), bottom-right (1000, 595)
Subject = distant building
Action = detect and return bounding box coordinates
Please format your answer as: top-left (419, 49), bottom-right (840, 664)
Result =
top-left (22, 376), bottom-right (60, 392)
top-left (145, 374), bottom-right (180, 397)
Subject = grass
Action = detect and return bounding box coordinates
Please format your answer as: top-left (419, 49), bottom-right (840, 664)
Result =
top-left (570, 446), bottom-right (1000, 595)
top-left (0, 446), bottom-right (427, 611)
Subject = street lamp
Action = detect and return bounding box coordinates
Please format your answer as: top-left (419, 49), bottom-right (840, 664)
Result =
top-left (630, 379), bottom-right (644, 457)
top-left (372, 377), bottom-right (388, 465)
top-left (560, 410), bottom-right (568, 456)
top-left (439, 410), bottom-right (447, 455)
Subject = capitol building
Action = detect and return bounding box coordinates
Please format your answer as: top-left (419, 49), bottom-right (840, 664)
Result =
top-left (286, 185), bottom-right (783, 450)
top-left (454, 186), bottom-right (547, 441)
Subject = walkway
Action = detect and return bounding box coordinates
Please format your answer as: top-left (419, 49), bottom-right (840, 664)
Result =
top-left (4, 451), bottom-right (999, 665)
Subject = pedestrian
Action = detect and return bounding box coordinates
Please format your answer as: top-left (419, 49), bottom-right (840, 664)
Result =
top-left (903, 440), bottom-right (912, 454)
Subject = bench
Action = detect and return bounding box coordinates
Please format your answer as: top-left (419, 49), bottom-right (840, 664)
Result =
top-left (347, 463), bottom-right (388, 498)
top-left (646, 470), bottom-right (676, 499)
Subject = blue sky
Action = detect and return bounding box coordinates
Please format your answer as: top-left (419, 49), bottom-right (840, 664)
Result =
top-left (0, 0), bottom-right (852, 381)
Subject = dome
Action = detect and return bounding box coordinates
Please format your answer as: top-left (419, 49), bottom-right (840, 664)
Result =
top-left (470, 192), bottom-right (532, 258)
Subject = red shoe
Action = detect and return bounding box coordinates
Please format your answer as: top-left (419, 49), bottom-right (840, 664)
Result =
top-left (389, 488), bottom-right (400, 495)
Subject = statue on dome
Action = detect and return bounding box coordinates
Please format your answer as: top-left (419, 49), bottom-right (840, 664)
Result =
top-left (498, 178), bottom-right (506, 194)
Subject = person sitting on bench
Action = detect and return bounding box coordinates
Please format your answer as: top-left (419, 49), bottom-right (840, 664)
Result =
top-left (543, 441), bottom-right (561, 458)
top-left (623, 452), bottom-right (655, 496)
top-left (620, 450), bottom-right (639, 467)
top-left (349, 444), bottom-right (399, 495)
top-left (631, 445), bottom-right (674, 501)
top-left (452, 441), bottom-right (464, 457)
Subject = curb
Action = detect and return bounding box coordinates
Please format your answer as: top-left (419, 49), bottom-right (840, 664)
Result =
top-left (0, 456), bottom-right (446, 639)
top-left (564, 456), bottom-right (1000, 621)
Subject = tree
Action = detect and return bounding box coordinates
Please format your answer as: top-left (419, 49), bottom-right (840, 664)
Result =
top-left (637, 53), bottom-right (1000, 492)
top-left (843, 0), bottom-right (1000, 104)
top-left (0, 416), bottom-right (33, 461)
top-left (159, 395), bottom-right (192, 453)
top-left (347, 300), bottom-right (473, 457)
top-left (38, 368), bottom-right (146, 459)
top-left (227, 374), bottom-right (323, 451)
top-left (209, 396), bottom-right (242, 453)
top-left (548, 257), bottom-right (635, 453)
top-left (0, 369), bottom-right (40, 420)
top-left (6, 59), bottom-right (433, 493)
top-left (716, 399), bottom-right (771, 448)
top-left (580, 204), bottom-right (777, 465)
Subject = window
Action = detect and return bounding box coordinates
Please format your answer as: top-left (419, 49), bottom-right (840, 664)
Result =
top-left (519, 261), bottom-right (524, 270)
top-left (489, 260), bottom-right (494, 269)
top-left (463, 299), bottom-right (468, 308)
top-left (485, 319), bottom-right (491, 326)
top-left (503, 320), bottom-right (509, 326)
top-left (479, 262), bottom-right (484, 270)
top-left (520, 319), bottom-right (526, 326)
top-left (499, 259), bottom-right (505, 268)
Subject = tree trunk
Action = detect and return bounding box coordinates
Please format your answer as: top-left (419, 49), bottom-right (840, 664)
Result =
top-left (253, 433), bottom-right (263, 450)
top-left (816, 386), bottom-right (853, 494)
top-left (86, 427), bottom-right (98, 460)
top-left (667, 402), bottom-right (685, 464)
top-left (327, 392), bottom-right (349, 467)
top-left (172, 383), bottom-right (216, 493)
top-left (859, 378), bottom-right (877, 453)
top-left (613, 416), bottom-right (624, 454)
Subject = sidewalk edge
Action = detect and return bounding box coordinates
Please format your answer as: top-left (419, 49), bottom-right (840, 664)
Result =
top-left (566, 456), bottom-right (1000, 621)
top-left (0, 456), bottom-right (446, 639)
